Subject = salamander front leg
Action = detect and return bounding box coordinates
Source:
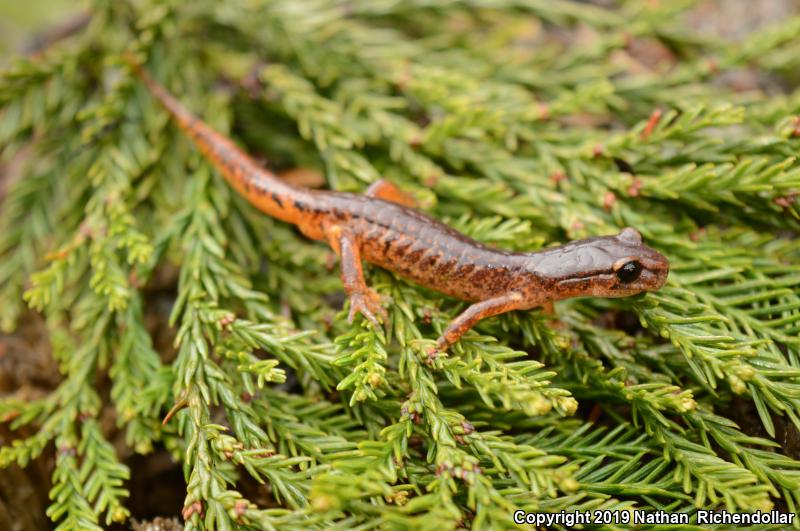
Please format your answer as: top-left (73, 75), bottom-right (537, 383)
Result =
top-left (365, 179), bottom-right (417, 208)
top-left (328, 227), bottom-right (387, 327)
top-left (433, 292), bottom-right (524, 353)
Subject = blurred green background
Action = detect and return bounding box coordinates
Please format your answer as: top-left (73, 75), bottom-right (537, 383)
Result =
top-left (0, 1), bottom-right (78, 58)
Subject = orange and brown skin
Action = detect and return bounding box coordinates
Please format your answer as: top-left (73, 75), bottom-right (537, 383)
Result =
top-left (129, 61), bottom-right (670, 352)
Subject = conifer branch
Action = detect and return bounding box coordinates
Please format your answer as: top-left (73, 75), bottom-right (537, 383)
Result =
top-left (2, 1), bottom-right (800, 528)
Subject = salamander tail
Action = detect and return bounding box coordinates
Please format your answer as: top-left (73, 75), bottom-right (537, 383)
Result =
top-left (122, 52), bottom-right (309, 224)
top-left (122, 52), bottom-right (198, 131)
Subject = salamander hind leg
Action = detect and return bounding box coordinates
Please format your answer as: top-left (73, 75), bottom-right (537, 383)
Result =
top-left (433, 292), bottom-right (524, 354)
top-left (326, 225), bottom-right (387, 328)
top-left (365, 179), bottom-right (417, 208)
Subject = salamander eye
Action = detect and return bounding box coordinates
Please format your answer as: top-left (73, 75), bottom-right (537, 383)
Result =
top-left (615, 260), bottom-right (642, 283)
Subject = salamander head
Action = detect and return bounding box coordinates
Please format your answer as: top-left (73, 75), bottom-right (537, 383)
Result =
top-left (527, 228), bottom-right (669, 302)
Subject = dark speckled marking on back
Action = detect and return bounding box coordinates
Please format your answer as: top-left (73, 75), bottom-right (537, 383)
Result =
top-left (310, 193), bottom-right (534, 301)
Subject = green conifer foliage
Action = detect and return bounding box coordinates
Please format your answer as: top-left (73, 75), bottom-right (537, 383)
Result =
top-left (1, 1), bottom-right (800, 529)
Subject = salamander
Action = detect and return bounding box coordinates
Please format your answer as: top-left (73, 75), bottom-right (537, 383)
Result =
top-left (126, 58), bottom-right (670, 352)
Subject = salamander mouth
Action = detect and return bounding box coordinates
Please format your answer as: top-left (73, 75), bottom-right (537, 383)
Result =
top-left (556, 268), bottom-right (666, 296)
top-left (557, 273), bottom-right (602, 285)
